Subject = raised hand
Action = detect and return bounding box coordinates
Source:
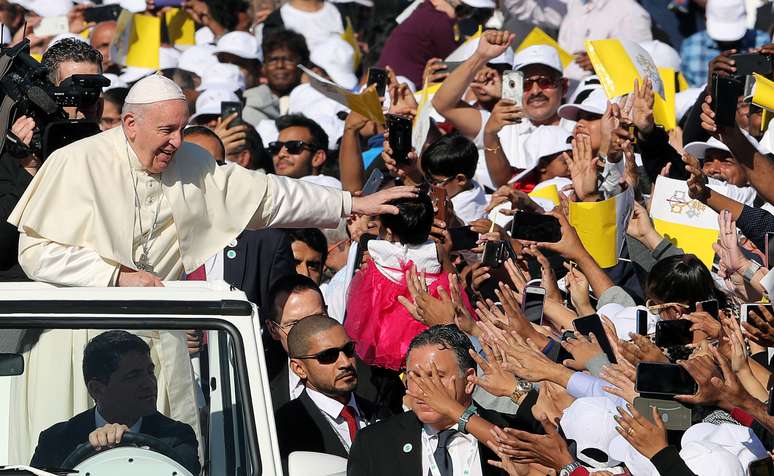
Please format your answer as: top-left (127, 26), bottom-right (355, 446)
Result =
top-left (561, 332), bottom-right (605, 371)
top-left (620, 333), bottom-right (669, 365)
top-left (601, 364), bottom-right (639, 404)
top-left (406, 362), bottom-right (465, 420)
top-left (467, 344), bottom-right (518, 398)
top-left (485, 100), bottom-right (526, 134)
top-left (351, 185), bottom-right (419, 216)
top-left (567, 133), bottom-right (600, 201)
top-left (682, 152), bottom-right (710, 202)
top-left (489, 418), bottom-right (575, 471)
top-left (398, 265), bottom-right (456, 327)
top-left (614, 404), bottom-right (667, 459)
top-left (742, 305), bottom-right (774, 348)
top-left (631, 78), bottom-right (655, 134)
top-left (475, 30), bottom-right (515, 62)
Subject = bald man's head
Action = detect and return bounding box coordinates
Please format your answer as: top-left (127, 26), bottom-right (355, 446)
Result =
top-left (287, 315), bottom-right (341, 358)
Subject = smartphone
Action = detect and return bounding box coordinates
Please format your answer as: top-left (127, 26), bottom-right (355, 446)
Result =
top-left (749, 457), bottom-right (774, 476)
top-left (367, 68), bottom-right (388, 97)
top-left (572, 314), bottom-right (617, 363)
top-left (697, 299), bottom-right (719, 319)
top-left (712, 74), bottom-right (744, 127)
top-left (220, 101), bottom-right (243, 128)
top-left (633, 397), bottom-right (693, 431)
top-left (482, 240), bottom-right (504, 268)
top-left (430, 186), bottom-right (448, 222)
top-left (34, 16), bottom-right (69, 36)
top-left (154, 0), bottom-right (183, 7)
top-left (510, 212), bottom-right (562, 243)
top-left (522, 286), bottom-right (546, 324)
top-left (730, 53), bottom-right (774, 77)
top-left (765, 232), bottom-right (774, 269)
top-left (361, 169), bottom-right (384, 196)
top-left (501, 70), bottom-right (523, 107)
top-left (636, 309), bottom-right (648, 336)
top-left (654, 320), bottom-right (693, 347)
top-left (351, 233), bottom-right (377, 277)
top-left (635, 362), bottom-right (698, 396)
top-left (83, 4), bottom-right (122, 23)
top-left (449, 226), bottom-right (479, 252)
top-left (386, 114), bottom-right (412, 164)
top-left (741, 303), bottom-right (774, 325)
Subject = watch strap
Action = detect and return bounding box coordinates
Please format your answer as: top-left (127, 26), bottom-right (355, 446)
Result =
top-left (743, 260), bottom-right (763, 283)
top-left (457, 404), bottom-right (477, 433)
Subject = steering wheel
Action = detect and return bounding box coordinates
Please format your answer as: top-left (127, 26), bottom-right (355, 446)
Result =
top-left (61, 431), bottom-right (182, 469)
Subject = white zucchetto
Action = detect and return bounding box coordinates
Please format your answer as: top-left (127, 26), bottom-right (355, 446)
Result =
top-left (125, 73), bottom-right (187, 105)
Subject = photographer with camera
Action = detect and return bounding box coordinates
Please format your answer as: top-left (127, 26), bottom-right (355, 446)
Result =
top-left (0, 38), bottom-right (103, 280)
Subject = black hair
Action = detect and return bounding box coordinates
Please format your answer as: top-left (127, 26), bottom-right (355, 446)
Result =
top-left (420, 134), bottom-right (478, 180)
top-left (102, 87), bottom-right (129, 109)
top-left (82, 330), bottom-right (150, 385)
top-left (268, 272), bottom-right (325, 324)
top-left (287, 314), bottom-right (341, 358)
top-left (42, 38), bottom-right (103, 84)
top-left (276, 114), bottom-right (329, 152)
top-left (645, 254), bottom-right (725, 308)
top-left (240, 123), bottom-right (273, 172)
top-left (379, 194), bottom-right (434, 245)
top-left (183, 125), bottom-right (226, 160)
top-left (288, 227), bottom-right (328, 266)
top-left (407, 324), bottom-right (476, 373)
top-left (261, 28), bottom-right (310, 65)
top-left (204, 0), bottom-right (241, 31)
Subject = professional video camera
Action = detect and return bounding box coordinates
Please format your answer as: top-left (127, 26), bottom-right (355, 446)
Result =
top-left (0, 38), bottom-right (108, 160)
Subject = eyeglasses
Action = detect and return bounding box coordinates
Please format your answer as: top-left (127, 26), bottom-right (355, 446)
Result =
top-left (426, 175), bottom-right (455, 187)
top-left (272, 312), bottom-right (329, 335)
top-left (645, 300), bottom-right (690, 316)
top-left (524, 76), bottom-right (559, 91)
top-left (268, 140), bottom-right (317, 155)
top-left (293, 341), bottom-right (356, 365)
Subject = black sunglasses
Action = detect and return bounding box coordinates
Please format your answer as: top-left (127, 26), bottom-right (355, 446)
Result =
top-left (524, 76), bottom-right (559, 91)
top-left (294, 341), bottom-right (356, 365)
top-left (268, 140), bottom-right (316, 155)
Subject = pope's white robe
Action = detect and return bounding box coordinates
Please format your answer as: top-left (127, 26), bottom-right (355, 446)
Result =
top-left (6, 126), bottom-right (353, 464)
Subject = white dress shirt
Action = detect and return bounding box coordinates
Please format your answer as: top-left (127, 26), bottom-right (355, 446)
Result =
top-left (95, 407), bottom-right (142, 433)
top-left (288, 360), bottom-right (305, 401)
top-left (305, 388), bottom-right (366, 450)
top-left (450, 181), bottom-right (488, 225)
top-left (421, 425), bottom-right (483, 476)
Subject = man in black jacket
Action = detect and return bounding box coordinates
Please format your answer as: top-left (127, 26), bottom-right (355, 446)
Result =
top-left (30, 331), bottom-right (199, 475)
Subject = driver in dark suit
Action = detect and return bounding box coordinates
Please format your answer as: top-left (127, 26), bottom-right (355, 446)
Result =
top-left (30, 330), bottom-right (200, 475)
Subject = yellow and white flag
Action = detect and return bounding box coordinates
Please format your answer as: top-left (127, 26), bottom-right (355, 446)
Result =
top-left (650, 176), bottom-right (719, 268)
top-left (518, 27), bottom-right (573, 69)
top-left (747, 73), bottom-right (774, 111)
top-left (341, 17), bottom-right (362, 71)
top-left (110, 12), bottom-right (161, 69)
top-left (165, 8), bottom-right (195, 47)
top-left (585, 38), bottom-right (676, 130)
top-left (298, 65), bottom-right (384, 124)
top-left (413, 80), bottom-right (433, 150)
top-left (569, 188), bottom-right (634, 269)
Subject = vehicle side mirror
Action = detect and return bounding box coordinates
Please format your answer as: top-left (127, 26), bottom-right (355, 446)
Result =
top-left (288, 451), bottom-right (347, 476)
top-left (0, 353), bottom-right (23, 376)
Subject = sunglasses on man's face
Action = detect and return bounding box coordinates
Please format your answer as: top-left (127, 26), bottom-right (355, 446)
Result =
top-left (268, 140), bottom-right (316, 155)
top-left (524, 76), bottom-right (559, 92)
top-left (294, 341), bottom-right (356, 365)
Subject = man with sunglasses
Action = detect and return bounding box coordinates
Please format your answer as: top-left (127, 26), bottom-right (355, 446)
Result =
top-left (274, 315), bottom-right (391, 466)
top-left (270, 114), bottom-right (330, 179)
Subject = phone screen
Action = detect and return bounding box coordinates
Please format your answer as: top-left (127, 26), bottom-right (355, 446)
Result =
top-left (482, 241), bottom-right (504, 268)
top-left (449, 226), bottom-right (479, 251)
top-left (636, 309), bottom-right (648, 335)
top-left (749, 457), bottom-right (774, 476)
top-left (362, 169), bottom-right (384, 196)
top-left (510, 212), bottom-right (562, 243)
top-left (522, 286), bottom-right (545, 324)
top-left (572, 314), bottom-right (617, 363)
top-left (730, 53), bottom-right (774, 77)
top-left (386, 114), bottom-right (412, 164)
top-left (220, 101), bottom-right (243, 128)
top-left (367, 68), bottom-right (388, 97)
top-left (636, 362), bottom-right (698, 395)
top-left (654, 320), bottom-right (693, 347)
top-left (83, 4), bottom-right (122, 23)
top-left (712, 74), bottom-right (743, 127)
top-left (697, 299), bottom-right (719, 319)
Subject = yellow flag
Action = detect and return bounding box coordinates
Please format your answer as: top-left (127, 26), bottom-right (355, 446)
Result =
top-left (529, 184), bottom-right (561, 207)
top-left (677, 72), bottom-right (689, 93)
top-left (299, 65), bottom-right (385, 124)
top-left (341, 17), bottom-right (361, 71)
top-left (30, 53), bottom-right (42, 62)
top-left (653, 219), bottom-right (719, 268)
top-left (165, 8), bottom-right (195, 46)
top-left (751, 73), bottom-right (774, 111)
top-left (126, 14), bottom-right (161, 69)
top-left (654, 67), bottom-right (677, 131)
top-left (517, 27), bottom-right (573, 69)
top-left (569, 189), bottom-right (634, 269)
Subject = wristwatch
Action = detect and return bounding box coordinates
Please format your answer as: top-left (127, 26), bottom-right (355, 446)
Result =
top-left (743, 260), bottom-right (763, 283)
top-left (559, 461), bottom-right (583, 476)
top-left (457, 404), bottom-right (478, 433)
top-left (510, 380), bottom-right (533, 404)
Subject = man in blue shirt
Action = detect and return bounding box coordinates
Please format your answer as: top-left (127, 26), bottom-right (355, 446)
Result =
top-left (680, 0), bottom-right (770, 86)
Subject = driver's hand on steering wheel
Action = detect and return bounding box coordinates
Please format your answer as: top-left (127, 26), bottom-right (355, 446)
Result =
top-left (89, 423), bottom-right (131, 450)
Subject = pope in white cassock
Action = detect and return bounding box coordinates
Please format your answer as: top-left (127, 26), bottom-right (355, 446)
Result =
top-left (6, 74), bottom-right (415, 465)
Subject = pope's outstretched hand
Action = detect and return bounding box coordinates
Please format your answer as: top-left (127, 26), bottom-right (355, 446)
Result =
top-left (351, 185), bottom-right (419, 216)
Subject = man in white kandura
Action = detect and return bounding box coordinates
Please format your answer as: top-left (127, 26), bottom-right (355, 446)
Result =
top-left (6, 73), bottom-right (415, 465)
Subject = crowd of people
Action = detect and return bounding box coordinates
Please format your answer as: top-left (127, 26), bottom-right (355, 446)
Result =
top-left (1, 0), bottom-right (774, 475)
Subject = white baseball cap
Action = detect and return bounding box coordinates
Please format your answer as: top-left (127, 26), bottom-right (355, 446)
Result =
top-left (215, 31), bottom-right (261, 62)
top-left (513, 45), bottom-right (563, 75)
top-left (682, 422), bottom-right (768, 471)
top-left (514, 125), bottom-right (572, 182)
top-left (329, 0), bottom-right (373, 6)
top-left (639, 40), bottom-right (681, 72)
top-left (102, 73), bottom-right (128, 91)
top-left (706, 0), bottom-right (747, 42)
top-left (558, 87), bottom-right (608, 121)
top-left (178, 45), bottom-right (219, 79)
top-left (675, 87), bottom-right (703, 123)
top-left (446, 37), bottom-right (514, 66)
top-left (196, 62), bottom-right (246, 92)
top-left (10, 0), bottom-right (72, 17)
top-left (189, 88), bottom-right (240, 123)
top-left (560, 397), bottom-right (622, 468)
top-left (119, 66), bottom-right (155, 85)
top-left (679, 442), bottom-right (745, 476)
top-left (683, 137), bottom-right (732, 160)
top-left (310, 35), bottom-right (357, 90)
top-left (461, 0), bottom-right (496, 7)
top-left (159, 46), bottom-right (181, 70)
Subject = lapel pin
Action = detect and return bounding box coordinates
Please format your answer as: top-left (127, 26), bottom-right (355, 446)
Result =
top-left (226, 250), bottom-right (237, 259)
top-left (402, 443), bottom-right (412, 453)
top-left (229, 239), bottom-right (238, 247)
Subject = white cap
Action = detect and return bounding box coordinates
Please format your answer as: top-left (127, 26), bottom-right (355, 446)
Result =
top-left (119, 66), bottom-right (155, 85)
top-left (189, 88), bottom-right (240, 123)
top-left (10, 0), bottom-right (72, 17)
top-left (681, 422), bottom-right (767, 470)
top-left (560, 397), bottom-right (622, 468)
top-left (178, 45), bottom-right (219, 79)
top-left (125, 73), bottom-right (186, 104)
top-left (460, 0), bottom-right (496, 7)
top-left (196, 62), bottom-right (246, 92)
top-left (675, 87), bottom-right (703, 123)
top-left (569, 76), bottom-right (603, 105)
top-left (300, 175), bottom-right (343, 190)
top-left (102, 73), bottom-right (128, 91)
top-left (683, 137), bottom-right (732, 159)
top-left (195, 25), bottom-right (215, 46)
top-left (117, 0), bottom-right (146, 13)
top-left (288, 83), bottom-right (347, 150)
top-left (558, 87), bottom-right (608, 121)
top-left (446, 37), bottom-right (514, 66)
top-left (310, 35), bottom-right (357, 90)
top-left (679, 442), bottom-right (745, 476)
top-left (48, 32), bottom-right (87, 48)
top-left (514, 125), bottom-right (572, 182)
top-left (639, 40), bottom-right (681, 72)
top-left (706, 0), bottom-right (747, 42)
top-left (513, 45), bottom-right (563, 75)
top-left (215, 31), bottom-right (261, 62)
top-left (159, 46), bottom-right (181, 70)
top-left (330, 0), bottom-right (373, 5)
top-left (608, 435), bottom-right (659, 476)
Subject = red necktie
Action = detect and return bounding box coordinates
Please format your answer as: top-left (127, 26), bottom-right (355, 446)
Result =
top-left (340, 405), bottom-right (359, 440)
top-left (186, 264), bottom-right (206, 281)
